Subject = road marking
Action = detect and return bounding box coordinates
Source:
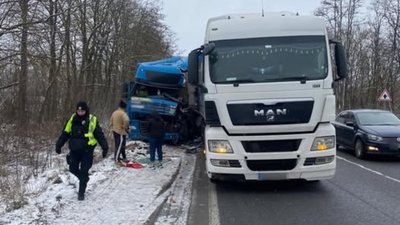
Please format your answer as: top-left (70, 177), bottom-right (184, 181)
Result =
top-left (209, 182), bottom-right (221, 225)
top-left (337, 156), bottom-right (400, 184)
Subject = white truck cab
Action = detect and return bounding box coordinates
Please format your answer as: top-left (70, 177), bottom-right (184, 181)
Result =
top-left (188, 12), bottom-right (347, 182)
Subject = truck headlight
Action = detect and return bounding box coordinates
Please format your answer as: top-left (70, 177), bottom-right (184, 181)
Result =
top-left (367, 134), bottom-right (383, 142)
top-left (311, 136), bottom-right (335, 151)
top-left (208, 140), bottom-right (233, 154)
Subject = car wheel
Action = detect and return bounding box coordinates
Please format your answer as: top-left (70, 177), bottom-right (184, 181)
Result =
top-left (355, 139), bottom-right (366, 159)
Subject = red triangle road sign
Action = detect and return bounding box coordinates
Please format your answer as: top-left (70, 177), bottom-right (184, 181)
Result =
top-left (378, 89), bottom-right (391, 101)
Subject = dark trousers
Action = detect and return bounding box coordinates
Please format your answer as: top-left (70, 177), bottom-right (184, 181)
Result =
top-left (69, 149), bottom-right (94, 194)
top-left (113, 131), bottom-right (126, 161)
top-left (149, 137), bottom-right (163, 162)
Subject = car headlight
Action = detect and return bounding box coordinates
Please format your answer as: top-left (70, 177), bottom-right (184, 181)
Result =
top-left (367, 134), bottom-right (383, 142)
top-left (311, 136), bottom-right (335, 151)
top-left (208, 140), bottom-right (233, 153)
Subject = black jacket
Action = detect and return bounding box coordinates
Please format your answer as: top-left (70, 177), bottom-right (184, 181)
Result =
top-left (56, 114), bottom-right (108, 152)
top-left (148, 116), bottom-right (166, 139)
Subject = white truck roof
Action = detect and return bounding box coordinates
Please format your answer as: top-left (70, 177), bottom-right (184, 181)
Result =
top-left (206, 12), bottom-right (326, 41)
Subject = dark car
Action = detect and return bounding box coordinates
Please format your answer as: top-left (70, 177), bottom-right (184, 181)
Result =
top-left (333, 109), bottom-right (400, 159)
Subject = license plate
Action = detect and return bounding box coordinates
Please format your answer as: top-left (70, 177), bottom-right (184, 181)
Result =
top-left (257, 173), bottom-right (268, 181)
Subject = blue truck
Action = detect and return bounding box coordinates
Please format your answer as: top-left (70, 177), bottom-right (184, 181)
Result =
top-left (123, 56), bottom-right (203, 144)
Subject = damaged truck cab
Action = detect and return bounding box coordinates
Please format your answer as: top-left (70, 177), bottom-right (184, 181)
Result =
top-left (124, 56), bottom-right (202, 144)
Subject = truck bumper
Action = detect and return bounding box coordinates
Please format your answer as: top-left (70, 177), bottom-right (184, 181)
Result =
top-left (205, 123), bottom-right (336, 181)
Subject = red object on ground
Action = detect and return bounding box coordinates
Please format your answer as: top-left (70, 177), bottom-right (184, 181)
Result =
top-left (125, 162), bottom-right (144, 169)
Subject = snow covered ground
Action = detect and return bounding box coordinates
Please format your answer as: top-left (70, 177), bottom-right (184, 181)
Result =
top-left (0, 142), bottom-right (196, 225)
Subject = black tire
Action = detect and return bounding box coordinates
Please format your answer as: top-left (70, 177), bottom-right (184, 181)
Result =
top-left (308, 180), bottom-right (320, 183)
top-left (355, 139), bottom-right (366, 159)
top-left (306, 180), bottom-right (320, 185)
top-left (210, 174), bottom-right (219, 183)
top-left (179, 122), bottom-right (189, 142)
top-left (210, 178), bottom-right (218, 183)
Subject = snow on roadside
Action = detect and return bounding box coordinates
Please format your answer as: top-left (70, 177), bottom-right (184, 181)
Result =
top-left (155, 152), bottom-right (196, 225)
top-left (0, 142), bottom-right (195, 225)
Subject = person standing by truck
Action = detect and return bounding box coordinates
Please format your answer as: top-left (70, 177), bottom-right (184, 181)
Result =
top-left (55, 101), bottom-right (108, 200)
top-left (147, 111), bottom-right (166, 164)
top-left (110, 99), bottom-right (130, 163)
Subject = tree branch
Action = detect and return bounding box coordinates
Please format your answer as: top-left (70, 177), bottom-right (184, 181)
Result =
top-left (0, 81), bottom-right (19, 90)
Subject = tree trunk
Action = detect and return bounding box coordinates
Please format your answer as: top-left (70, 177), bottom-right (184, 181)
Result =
top-left (18, 0), bottom-right (29, 126)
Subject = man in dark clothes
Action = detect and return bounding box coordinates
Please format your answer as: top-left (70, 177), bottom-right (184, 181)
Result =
top-left (55, 101), bottom-right (108, 200)
top-left (148, 111), bottom-right (166, 163)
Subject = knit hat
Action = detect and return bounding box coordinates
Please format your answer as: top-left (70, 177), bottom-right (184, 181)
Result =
top-left (119, 99), bottom-right (127, 109)
top-left (76, 101), bottom-right (89, 112)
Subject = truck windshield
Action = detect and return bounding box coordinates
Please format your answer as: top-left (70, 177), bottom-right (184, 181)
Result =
top-left (208, 36), bottom-right (328, 83)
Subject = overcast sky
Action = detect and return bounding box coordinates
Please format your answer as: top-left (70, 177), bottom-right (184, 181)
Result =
top-left (161, 0), bottom-right (323, 55)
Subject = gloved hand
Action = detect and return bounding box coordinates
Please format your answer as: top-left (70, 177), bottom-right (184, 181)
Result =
top-left (55, 146), bottom-right (61, 154)
top-left (102, 149), bottom-right (108, 158)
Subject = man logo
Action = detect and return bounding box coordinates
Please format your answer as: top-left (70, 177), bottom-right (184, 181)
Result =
top-left (254, 109), bottom-right (287, 117)
top-left (266, 115), bottom-right (275, 121)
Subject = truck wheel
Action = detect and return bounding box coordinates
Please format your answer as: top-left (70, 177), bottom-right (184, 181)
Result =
top-left (307, 180), bottom-right (320, 183)
top-left (355, 139), bottom-right (366, 159)
top-left (210, 177), bottom-right (219, 183)
top-left (210, 174), bottom-right (219, 183)
top-left (180, 123), bottom-right (189, 142)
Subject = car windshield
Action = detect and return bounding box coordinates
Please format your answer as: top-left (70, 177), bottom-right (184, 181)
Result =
top-left (356, 111), bottom-right (400, 126)
top-left (208, 36), bottom-right (328, 84)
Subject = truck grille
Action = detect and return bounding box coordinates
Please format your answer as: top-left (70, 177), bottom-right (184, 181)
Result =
top-left (242, 140), bottom-right (301, 153)
top-left (246, 159), bottom-right (297, 171)
top-left (227, 100), bottom-right (314, 125)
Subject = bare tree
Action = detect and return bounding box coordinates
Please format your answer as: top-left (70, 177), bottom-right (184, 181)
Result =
top-left (316, 0), bottom-right (367, 111)
top-left (18, 0), bottom-right (29, 126)
top-left (383, 0), bottom-right (400, 110)
top-left (0, 0), bottom-right (176, 208)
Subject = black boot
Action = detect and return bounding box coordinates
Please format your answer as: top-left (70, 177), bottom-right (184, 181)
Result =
top-left (78, 192), bottom-right (84, 201)
top-left (78, 181), bottom-right (87, 201)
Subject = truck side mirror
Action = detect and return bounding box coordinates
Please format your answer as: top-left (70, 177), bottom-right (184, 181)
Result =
top-left (188, 49), bottom-right (199, 85)
top-left (334, 42), bottom-right (348, 80)
top-left (203, 42), bottom-right (215, 55)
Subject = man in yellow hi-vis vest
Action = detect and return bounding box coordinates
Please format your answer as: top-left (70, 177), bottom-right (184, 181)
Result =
top-left (55, 101), bottom-right (108, 201)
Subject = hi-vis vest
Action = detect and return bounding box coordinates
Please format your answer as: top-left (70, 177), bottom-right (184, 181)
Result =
top-left (64, 114), bottom-right (97, 146)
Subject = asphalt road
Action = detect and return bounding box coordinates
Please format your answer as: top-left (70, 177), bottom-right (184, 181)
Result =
top-left (188, 149), bottom-right (400, 225)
